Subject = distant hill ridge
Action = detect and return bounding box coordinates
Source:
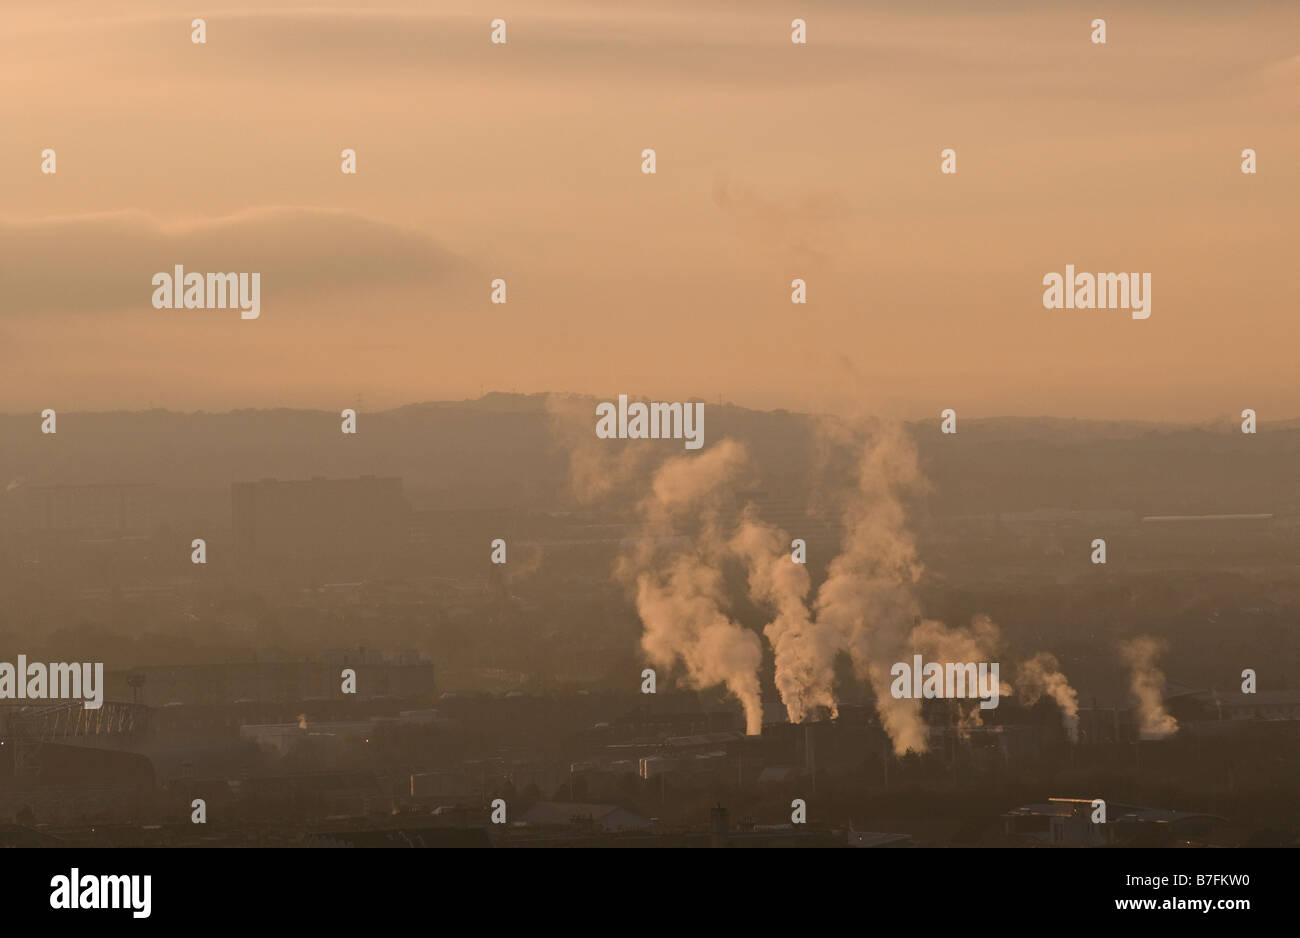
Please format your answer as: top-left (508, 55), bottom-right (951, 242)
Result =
top-left (3, 393), bottom-right (1299, 516)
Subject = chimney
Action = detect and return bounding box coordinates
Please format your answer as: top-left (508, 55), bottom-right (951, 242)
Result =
top-left (709, 804), bottom-right (730, 848)
top-left (805, 723), bottom-right (816, 794)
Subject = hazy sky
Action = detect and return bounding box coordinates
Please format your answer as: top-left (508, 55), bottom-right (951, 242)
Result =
top-left (1, 0), bottom-right (1296, 419)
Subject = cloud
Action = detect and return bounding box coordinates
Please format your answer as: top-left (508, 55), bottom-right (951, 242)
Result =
top-left (0, 207), bottom-right (462, 316)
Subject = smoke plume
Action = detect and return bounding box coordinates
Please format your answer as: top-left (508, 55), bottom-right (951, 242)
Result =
top-left (635, 557), bottom-right (764, 735)
top-left (1119, 636), bottom-right (1179, 740)
top-left (1017, 652), bottom-right (1080, 742)
top-left (730, 512), bottom-right (839, 723)
top-left (909, 614), bottom-right (1008, 736)
top-left (619, 440), bottom-right (765, 735)
top-left (559, 405), bottom-right (1086, 754)
top-left (813, 420), bottom-right (927, 754)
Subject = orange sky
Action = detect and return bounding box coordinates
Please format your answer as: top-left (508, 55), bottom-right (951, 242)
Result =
top-left (1, 0), bottom-right (1297, 419)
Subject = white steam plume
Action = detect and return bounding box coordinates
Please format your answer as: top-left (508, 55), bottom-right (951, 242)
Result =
top-left (730, 512), bottom-right (839, 723)
top-left (909, 614), bottom-right (1009, 736)
top-left (813, 420), bottom-right (927, 754)
top-left (618, 440), bottom-right (766, 735)
top-left (1119, 636), bottom-right (1179, 740)
top-left (1016, 652), bottom-right (1080, 742)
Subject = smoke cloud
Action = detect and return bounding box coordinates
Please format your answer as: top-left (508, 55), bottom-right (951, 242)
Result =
top-left (730, 512), bottom-right (839, 724)
top-left (813, 420), bottom-right (927, 754)
top-left (910, 614), bottom-right (1002, 670)
top-left (634, 557), bottom-right (764, 735)
top-left (618, 440), bottom-right (765, 735)
top-left (1017, 651), bottom-right (1080, 742)
top-left (562, 408), bottom-right (1085, 754)
top-left (909, 614), bottom-right (1008, 736)
top-left (1119, 636), bottom-right (1179, 740)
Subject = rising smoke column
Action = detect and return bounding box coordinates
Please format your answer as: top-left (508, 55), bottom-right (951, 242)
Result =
top-left (618, 440), bottom-right (766, 735)
top-left (812, 421), bottom-right (928, 754)
top-left (1017, 651), bottom-right (1080, 742)
top-left (1119, 636), bottom-right (1179, 739)
top-left (908, 614), bottom-right (1009, 736)
top-left (635, 557), bottom-right (764, 735)
top-left (730, 512), bottom-right (839, 723)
